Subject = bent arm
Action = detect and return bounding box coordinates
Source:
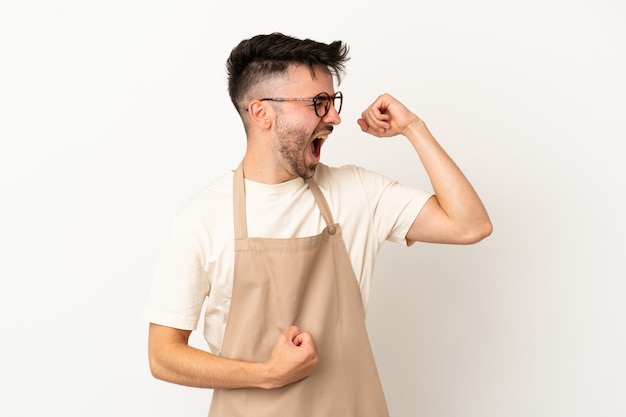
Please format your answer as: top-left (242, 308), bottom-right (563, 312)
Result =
top-left (147, 323), bottom-right (318, 390)
top-left (358, 93), bottom-right (492, 244)
top-left (403, 119), bottom-right (492, 244)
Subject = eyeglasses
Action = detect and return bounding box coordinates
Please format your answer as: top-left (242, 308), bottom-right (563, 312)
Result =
top-left (260, 91), bottom-right (343, 118)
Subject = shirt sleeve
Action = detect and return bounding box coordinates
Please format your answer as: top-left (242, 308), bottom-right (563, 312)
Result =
top-left (356, 166), bottom-right (432, 246)
top-left (140, 210), bottom-right (211, 330)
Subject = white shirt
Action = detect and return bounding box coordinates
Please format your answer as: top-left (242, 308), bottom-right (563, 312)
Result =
top-left (141, 163), bottom-right (432, 354)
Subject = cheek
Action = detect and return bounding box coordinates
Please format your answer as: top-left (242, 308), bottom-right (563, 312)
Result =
top-left (294, 113), bottom-right (319, 131)
top-left (276, 112), bottom-right (319, 141)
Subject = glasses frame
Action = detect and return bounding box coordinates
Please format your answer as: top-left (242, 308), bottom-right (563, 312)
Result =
top-left (259, 91), bottom-right (343, 118)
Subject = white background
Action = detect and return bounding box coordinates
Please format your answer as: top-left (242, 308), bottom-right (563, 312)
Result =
top-left (1, 1), bottom-right (624, 416)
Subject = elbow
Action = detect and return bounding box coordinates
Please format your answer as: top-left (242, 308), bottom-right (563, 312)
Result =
top-left (147, 344), bottom-right (174, 382)
top-left (147, 323), bottom-right (193, 384)
top-left (148, 353), bottom-right (166, 381)
top-left (463, 219), bottom-right (493, 244)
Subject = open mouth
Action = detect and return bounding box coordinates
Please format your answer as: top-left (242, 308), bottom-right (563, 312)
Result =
top-left (311, 138), bottom-right (324, 158)
top-left (310, 127), bottom-right (332, 161)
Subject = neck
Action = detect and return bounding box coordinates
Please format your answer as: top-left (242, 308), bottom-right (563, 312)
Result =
top-left (241, 154), bottom-right (298, 184)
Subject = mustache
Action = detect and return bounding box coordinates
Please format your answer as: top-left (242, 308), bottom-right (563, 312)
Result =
top-left (314, 126), bottom-right (333, 136)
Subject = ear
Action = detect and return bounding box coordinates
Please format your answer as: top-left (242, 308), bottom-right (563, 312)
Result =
top-left (248, 100), bottom-right (273, 130)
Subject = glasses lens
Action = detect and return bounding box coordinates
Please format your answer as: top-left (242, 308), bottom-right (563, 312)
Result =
top-left (314, 92), bottom-right (342, 117)
top-left (313, 93), bottom-right (331, 117)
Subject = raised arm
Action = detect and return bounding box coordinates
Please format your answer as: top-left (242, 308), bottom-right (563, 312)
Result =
top-left (148, 323), bottom-right (318, 390)
top-left (357, 93), bottom-right (492, 244)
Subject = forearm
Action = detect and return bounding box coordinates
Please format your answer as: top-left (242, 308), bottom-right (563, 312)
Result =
top-left (149, 341), bottom-right (268, 389)
top-left (148, 323), bottom-right (271, 389)
top-left (147, 323), bottom-right (317, 390)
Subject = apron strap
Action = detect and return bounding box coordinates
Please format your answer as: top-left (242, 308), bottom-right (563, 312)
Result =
top-left (233, 162), bottom-right (247, 239)
top-left (306, 176), bottom-right (335, 227)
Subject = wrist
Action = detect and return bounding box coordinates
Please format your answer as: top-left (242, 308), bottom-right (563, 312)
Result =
top-left (252, 360), bottom-right (281, 390)
top-left (403, 117), bottom-right (427, 141)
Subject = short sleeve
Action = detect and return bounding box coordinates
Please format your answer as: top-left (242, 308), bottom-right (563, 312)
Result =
top-left (140, 212), bottom-right (211, 330)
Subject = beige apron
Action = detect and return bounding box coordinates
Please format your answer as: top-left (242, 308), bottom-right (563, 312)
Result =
top-left (208, 163), bottom-right (390, 417)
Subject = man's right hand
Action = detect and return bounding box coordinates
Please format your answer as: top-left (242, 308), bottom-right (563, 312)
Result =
top-left (147, 323), bottom-right (318, 390)
top-left (261, 325), bottom-right (318, 389)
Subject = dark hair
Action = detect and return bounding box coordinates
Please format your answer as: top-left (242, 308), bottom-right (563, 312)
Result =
top-left (226, 32), bottom-right (350, 113)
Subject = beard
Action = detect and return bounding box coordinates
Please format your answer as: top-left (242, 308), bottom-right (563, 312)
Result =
top-left (273, 113), bottom-right (329, 179)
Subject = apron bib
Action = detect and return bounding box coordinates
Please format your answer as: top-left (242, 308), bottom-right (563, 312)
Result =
top-left (208, 163), bottom-right (390, 417)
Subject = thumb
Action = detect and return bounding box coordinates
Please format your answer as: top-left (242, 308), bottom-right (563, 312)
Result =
top-left (284, 325), bottom-right (301, 341)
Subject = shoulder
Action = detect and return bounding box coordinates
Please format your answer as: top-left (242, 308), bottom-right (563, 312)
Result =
top-left (315, 163), bottom-right (392, 187)
top-left (314, 163), bottom-right (398, 199)
top-left (315, 163), bottom-right (432, 222)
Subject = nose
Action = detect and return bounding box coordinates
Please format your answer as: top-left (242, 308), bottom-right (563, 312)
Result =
top-left (322, 105), bottom-right (341, 125)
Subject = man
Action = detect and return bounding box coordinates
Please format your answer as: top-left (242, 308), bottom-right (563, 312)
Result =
top-left (142, 32), bottom-right (492, 416)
